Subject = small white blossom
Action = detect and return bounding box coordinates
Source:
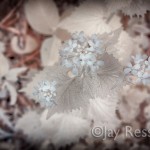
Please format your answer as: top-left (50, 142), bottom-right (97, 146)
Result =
top-left (60, 32), bottom-right (105, 76)
top-left (131, 54), bottom-right (147, 64)
top-left (33, 80), bottom-right (57, 107)
top-left (124, 54), bottom-right (150, 85)
top-left (124, 63), bottom-right (138, 75)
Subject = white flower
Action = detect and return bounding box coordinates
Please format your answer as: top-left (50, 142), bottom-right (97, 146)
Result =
top-left (124, 63), bottom-right (138, 75)
top-left (136, 72), bottom-right (150, 85)
top-left (131, 54), bottom-right (147, 64)
top-left (33, 80), bottom-right (57, 107)
top-left (124, 54), bottom-right (150, 85)
top-left (60, 32), bottom-right (105, 75)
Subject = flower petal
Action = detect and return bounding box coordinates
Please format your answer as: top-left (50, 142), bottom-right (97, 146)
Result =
top-left (124, 68), bottom-right (131, 74)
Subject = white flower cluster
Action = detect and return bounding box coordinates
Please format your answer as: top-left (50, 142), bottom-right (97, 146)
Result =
top-left (33, 80), bottom-right (57, 107)
top-left (124, 54), bottom-right (150, 85)
top-left (60, 32), bottom-right (105, 76)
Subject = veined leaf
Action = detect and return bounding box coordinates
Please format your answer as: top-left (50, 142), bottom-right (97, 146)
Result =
top-left (22, 55), bottom-right (124, 118)
top-left (92, 53), bottom-right (124, 98)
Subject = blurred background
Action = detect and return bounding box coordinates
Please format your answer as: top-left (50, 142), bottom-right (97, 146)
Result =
top-left (0, 0), bottom-right (150, 150)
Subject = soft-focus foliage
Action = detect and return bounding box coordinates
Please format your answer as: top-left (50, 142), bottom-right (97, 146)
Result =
top-left (106, 0), bottom-right (150, 17)
top-left (0, 41), bottom-right (5, 53)
top-left (15, 110), bottom-right (90, 146)
top-left (87, 96), bottom-right (120, 130)
top-left (119, 85), bottom-right (149, 123)
top-left (40, 36), bottom-right (61, 66)
top-left (0, 53), bottom-right (27, 104)
top-left (24, 0), bottom-right (59, 35)
top-left (58, 0), bottom-right (122, 35)
top-left (0, 0), bottom-right (150, 149)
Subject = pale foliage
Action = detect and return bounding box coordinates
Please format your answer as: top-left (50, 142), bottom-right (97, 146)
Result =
top-left (106, 0), bottom-right (150, 17)
top-left (22, 66), bottom-right (95, 115)
top-left (15, 111), bottom-right (45, 142)
top-left (105, 0), bottom-right (129, 14)
top-left (144, 104), bottom-right (150, 130)
top-left (40, 110), bottom-right (90, 146)
top-left (0, 87), bottom-right (8, 99)
top-left (114, 31), bottom-right (139, 65)
top-left (58, 0), bottom-right (122, 36)
top-left (24, 0), bottom-right (59, 35)
top-left (1, 0), bottom-right (150, 148)
top-left (15, 109), bottom-right (90, 146)
top-left (0, 53), bottom-right (27, 104)
top-left (0, 108), bottom-right (13, 129)
top-left (40, 36), bottom-right (61, 66)
top-left (87, 96), bottom-right (120, 131)
top-left (127, 19), bottom-right (150, 51)
top-left (22, 53), bottom-right (124, 117)
top-left (0, 41), bottom-right (5, 53)
top-left (0, 53), bottom-right (9, 77)
top-left (122, 0), bottom-right (150, 17)
top-left (119, 85), bottom-right (150, 123)
top-left (15, 99), bottom-right (120, 147)
top-left (144, 105), bottom-right (150, 120)
top-left (3, 82), bottom-right (17, 105)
